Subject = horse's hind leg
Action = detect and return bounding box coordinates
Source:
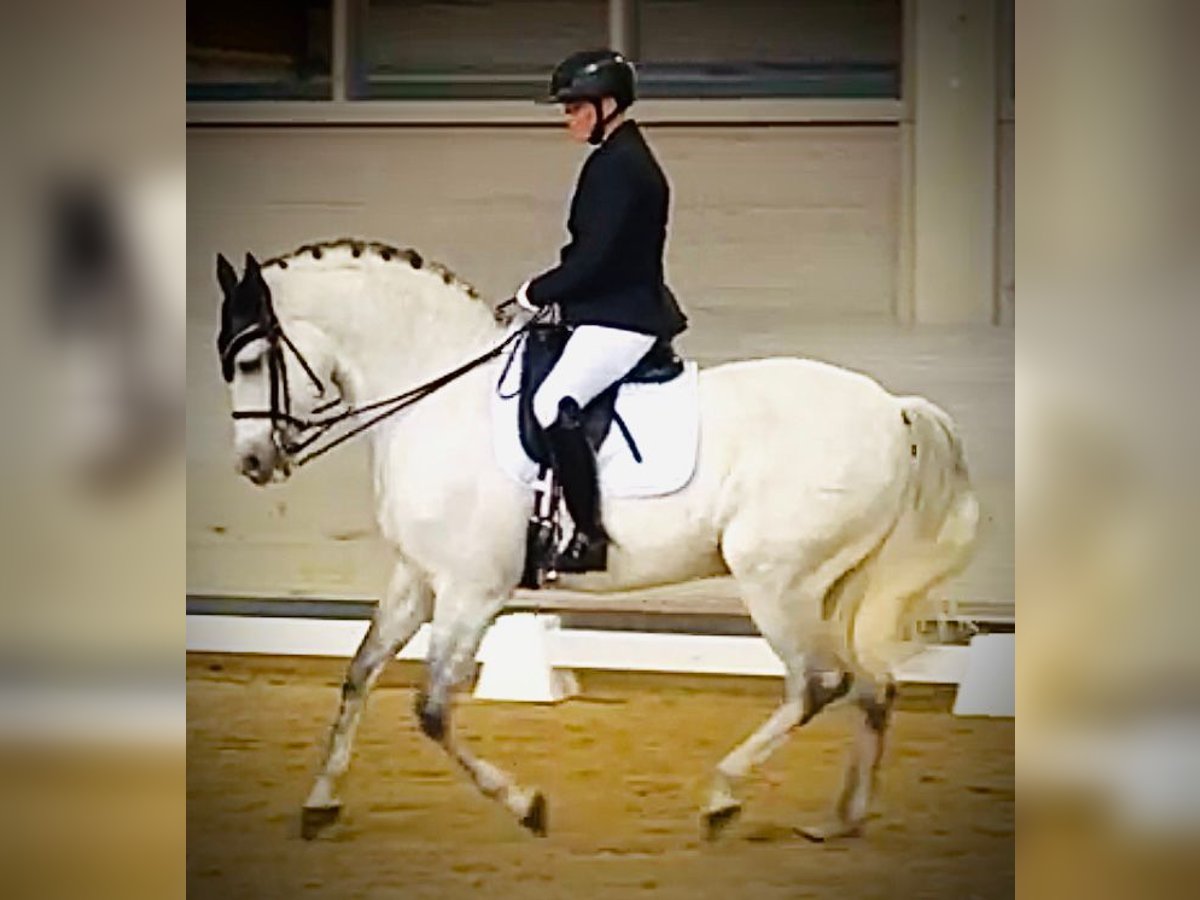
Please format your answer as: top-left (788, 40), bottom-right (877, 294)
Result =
top-left (799, 677), bottom-right (896, 842)
top-left (795, 496), bottom-right (972, 841)
top-left (416, 585), bottom-right (547, 835)
top-left (301, 560), bottom-right (431, 839)
top-left (702, 557), bottom-right (852, 840)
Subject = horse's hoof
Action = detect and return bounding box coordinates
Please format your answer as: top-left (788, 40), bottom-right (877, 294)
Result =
top-left (300, 805), bottom-right (342, 840)
top-left (702, 802), bottom-right (742, 841)
top-left (795, 820), bottom-right (862, 843)
top-left (414, 692), bottom-right (446, 742)
top-left (520, 791), bottom-right (548, 837)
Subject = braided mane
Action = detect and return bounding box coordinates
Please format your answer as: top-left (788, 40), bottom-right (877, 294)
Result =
top-left (262, 237), bottom-right (483, 301)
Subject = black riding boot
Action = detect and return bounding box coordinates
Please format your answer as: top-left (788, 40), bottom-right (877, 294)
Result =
top-left (544, 401), bottom-right (608, 573)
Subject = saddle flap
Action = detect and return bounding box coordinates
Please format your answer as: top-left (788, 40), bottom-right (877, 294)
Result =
top-left (515, 324), bottom-right (682, 468)
top-left (516, 325), bottom-right (567, 466)
top-left (494, 349), bottom-right (699, 500)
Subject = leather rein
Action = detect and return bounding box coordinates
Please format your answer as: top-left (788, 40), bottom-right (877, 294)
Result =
top-left (225, 298), bottom-right (545, 468)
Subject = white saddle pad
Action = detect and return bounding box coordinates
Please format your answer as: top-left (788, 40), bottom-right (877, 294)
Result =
top-left (491, 336), bottom-right (700, 498)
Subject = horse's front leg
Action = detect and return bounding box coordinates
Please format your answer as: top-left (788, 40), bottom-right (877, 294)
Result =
top-left (417, 587), bottom-right (547, 836)
top-left (301, 560), bottom-right (432, 839)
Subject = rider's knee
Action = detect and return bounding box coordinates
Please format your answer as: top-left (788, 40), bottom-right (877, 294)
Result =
top-left (534, 389), bottom-right (582, 430)
top-left (532, 385), bottom-right (559, 429)
top-left (555, 397), bottom-right (583, 428)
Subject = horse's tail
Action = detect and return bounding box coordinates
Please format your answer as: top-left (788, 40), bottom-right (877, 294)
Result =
top-left (830, 396), bottom-right (980, 680)
top-left (899, 396), bottom-right (979, 554)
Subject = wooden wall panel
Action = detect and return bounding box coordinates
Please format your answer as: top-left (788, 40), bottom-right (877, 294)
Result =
top-left (187, 124), bottom-right (1010, 610)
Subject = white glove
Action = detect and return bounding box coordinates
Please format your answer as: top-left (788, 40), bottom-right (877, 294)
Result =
top-left (516, 279), bottom-right (539, 313)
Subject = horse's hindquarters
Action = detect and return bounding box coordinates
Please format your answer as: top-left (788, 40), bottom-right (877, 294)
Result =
top-left (840, 397), bottom-right (980, 679)
top-left (571, 359), bottom-right (915, 595)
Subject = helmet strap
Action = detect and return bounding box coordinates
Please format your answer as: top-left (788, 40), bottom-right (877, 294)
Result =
top-left (587, 99), bottom-right (622, 146)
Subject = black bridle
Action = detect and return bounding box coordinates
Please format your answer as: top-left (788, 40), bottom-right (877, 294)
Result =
top-left (224, 298), bottom-right (545, 469)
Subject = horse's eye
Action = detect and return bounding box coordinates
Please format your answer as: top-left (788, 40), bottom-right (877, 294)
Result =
top-left (237, 356), bottom-right (263, 375)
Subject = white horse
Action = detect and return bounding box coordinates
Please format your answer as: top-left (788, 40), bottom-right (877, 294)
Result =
top-left (214, 240), bottom-right (979, 842)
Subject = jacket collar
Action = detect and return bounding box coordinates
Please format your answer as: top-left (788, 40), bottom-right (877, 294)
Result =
top-left (595, 118), bottom-right (637, 152)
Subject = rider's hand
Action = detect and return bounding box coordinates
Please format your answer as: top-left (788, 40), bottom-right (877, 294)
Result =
top-left (515, 280), bottom-right (539, 313)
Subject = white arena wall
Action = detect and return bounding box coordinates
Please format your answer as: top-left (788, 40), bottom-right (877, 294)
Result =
top-left (187, 122), bottom-right (1013, 627)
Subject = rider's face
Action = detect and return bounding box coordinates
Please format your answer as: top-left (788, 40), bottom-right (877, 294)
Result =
top-left (562, 100), bottom-right (595, 144)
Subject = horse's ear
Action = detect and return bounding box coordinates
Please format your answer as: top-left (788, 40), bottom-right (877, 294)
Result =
top-left (216, 253), bottom-right (237, 297)
top-left (244, 251), bottom-right (261, 281)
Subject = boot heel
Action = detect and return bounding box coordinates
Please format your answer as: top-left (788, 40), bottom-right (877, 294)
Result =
top-left (552, 531), bottom-right (608, 574)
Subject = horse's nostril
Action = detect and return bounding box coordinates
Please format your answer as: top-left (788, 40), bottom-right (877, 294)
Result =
top-left (245, 453), bottom-right (260, 473)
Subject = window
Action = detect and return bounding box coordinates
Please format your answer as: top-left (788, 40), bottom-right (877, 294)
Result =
top-left (187, 0), bottom-right (903, 104)
top-left (187, 0), bottom-right (332, 101)
top-left (636, 0), bottom-right (901, 98)
top-left (1000, 0), bottom-right (1014, 103)
top-left (364, 0), bottom-right (607, 100)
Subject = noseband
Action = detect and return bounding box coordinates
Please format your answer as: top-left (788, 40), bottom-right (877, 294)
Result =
top-left (224, 298), bottom-right (545, 469)
top-left (223, 316), bottom-right (343, 461)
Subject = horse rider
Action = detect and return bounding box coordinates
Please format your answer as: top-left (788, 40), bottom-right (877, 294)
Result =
top-left (515, 48), bottom-right (688, 574)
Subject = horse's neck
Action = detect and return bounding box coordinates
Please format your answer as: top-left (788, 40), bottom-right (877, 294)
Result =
top-left (277, 270), bottom-right (504, 408)
top-left (345, 314), bottom-right (504, 498)
top-left (341, 317), bottom-right (503, 410)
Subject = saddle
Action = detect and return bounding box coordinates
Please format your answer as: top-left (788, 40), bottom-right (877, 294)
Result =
top-left (512, 324), bottom-right (684, 588)
top-left (517, 324), bottom-right (684, 468)
top-left (514, 324), bottom-right (683, 588)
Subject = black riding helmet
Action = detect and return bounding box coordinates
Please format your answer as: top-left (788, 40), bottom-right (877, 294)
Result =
top-left (539, 49), bottom-right (637, 145)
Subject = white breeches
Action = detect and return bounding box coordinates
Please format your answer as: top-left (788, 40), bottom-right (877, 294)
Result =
top-left (533, 325), bottom-right (657, 428)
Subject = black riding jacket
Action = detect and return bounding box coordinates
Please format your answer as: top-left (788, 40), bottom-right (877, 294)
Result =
top-left (526, 120), bottom-right (688, 340)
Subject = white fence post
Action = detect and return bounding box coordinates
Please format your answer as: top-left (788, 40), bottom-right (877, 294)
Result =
top-left (473, 613), bottom-right (580, 703)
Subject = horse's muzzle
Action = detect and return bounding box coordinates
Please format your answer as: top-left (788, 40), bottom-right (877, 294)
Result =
top-left (239, 450), bottom-right (274, 485)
